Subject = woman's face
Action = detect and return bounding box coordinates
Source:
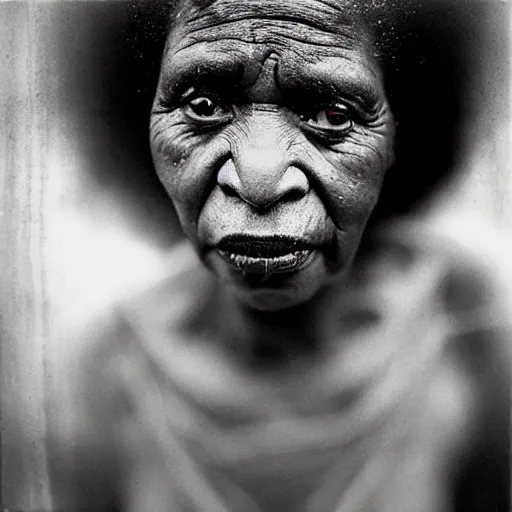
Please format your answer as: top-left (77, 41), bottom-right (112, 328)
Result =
top-left (150, 0), bottom-right (395, 311)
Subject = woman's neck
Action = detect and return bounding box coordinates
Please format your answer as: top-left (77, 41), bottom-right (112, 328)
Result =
top-left (214, 279), bottom-right (356, 373)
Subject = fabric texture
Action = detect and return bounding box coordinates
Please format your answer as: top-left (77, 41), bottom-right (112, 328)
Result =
top-left (49, 221), bottom-right (512, 512)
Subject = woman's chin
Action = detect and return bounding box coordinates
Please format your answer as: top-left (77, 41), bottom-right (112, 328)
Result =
top-left (208, 249), bottom-right (331, 311)
top-left (231, 282), bottom-right (322, 311)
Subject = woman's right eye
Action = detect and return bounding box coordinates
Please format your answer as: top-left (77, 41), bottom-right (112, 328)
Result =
top-left (182, 95), bottom-right (233, 125)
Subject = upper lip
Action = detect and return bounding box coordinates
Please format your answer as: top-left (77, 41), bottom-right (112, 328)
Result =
top-left (216, 234), bottom-right (314, 258)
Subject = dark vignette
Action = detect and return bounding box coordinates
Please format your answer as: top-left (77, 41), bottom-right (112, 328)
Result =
top-left (53, 2), bottom-right (509, 510)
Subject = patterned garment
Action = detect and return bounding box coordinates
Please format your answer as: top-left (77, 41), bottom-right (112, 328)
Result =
top-left (49, 222), bottom-right (511, 512)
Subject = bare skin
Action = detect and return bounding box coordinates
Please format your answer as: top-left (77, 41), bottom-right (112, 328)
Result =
top-left (150, 0), bottom-right (395, 367)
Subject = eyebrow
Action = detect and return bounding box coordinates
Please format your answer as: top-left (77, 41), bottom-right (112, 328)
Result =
top-left (159, 53), bottom-right (247, 99)
top-left (160, 51), bottom-right (382, 113)
top-left (278, 68), bottom-right (382, 113)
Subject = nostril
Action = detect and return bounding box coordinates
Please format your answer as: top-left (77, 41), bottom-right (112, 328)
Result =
top-left (285, 188), bottom-right (307, 203)
top-left (220, 182), bottom-right (240, 198)
top-left (217, 161), bottom-right (244, 200)
top-left (246, 186), bottom-right (307, 212)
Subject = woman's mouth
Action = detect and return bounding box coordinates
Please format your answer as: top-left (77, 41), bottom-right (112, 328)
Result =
top-left (218, 249), bottom-right (313, 277)
top-left (216, 235), bottom-right (315, 279)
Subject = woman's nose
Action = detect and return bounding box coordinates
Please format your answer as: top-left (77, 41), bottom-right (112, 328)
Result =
top-left (217, 115), bottom-right (310, 210)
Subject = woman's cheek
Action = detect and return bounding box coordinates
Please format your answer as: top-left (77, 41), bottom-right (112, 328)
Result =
top-left (150, 119), bottom-right (196, 189)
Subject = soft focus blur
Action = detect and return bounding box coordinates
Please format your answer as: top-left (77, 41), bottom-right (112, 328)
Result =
top-left (0, 0), bottom-right (511, 509)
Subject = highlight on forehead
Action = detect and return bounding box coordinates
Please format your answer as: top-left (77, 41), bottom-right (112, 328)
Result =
top-left (166, 0), bottom-right (412, 58)
top-left (168, 0), bottom-right (410, 25)
top-left (169, 0), bottom-right (374, 34)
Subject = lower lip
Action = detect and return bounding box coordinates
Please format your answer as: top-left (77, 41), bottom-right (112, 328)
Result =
top-left (218, 249), bottom-right (314, 277)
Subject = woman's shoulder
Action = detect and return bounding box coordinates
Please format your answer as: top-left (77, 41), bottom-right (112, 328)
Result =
top-left (369, 215), bottom-right (512, 390)
top-left (48, 242), bottom-right (209, 510)
top-left (374, 216), bottom-right (512, 511)
top-left (50, 241), bottom-right (206, 431)
top-left (371, 216), bottom-right (512, 314)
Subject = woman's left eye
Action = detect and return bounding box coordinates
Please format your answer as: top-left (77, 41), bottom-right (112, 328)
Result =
top-left (301, 104), bottom-right (353, 140)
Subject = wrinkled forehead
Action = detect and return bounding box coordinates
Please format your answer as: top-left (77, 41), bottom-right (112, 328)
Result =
top-left (166, 0), bottom-right (374, 56)
top-left (161, 0), bottom-right (382, 98)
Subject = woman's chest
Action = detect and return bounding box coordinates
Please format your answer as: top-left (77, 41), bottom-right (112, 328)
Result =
top-left (112, 337), bottom-right (469, 512)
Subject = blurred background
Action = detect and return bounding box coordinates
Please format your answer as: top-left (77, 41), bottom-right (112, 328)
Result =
top-left (0, 0), bottom-right (510, 509)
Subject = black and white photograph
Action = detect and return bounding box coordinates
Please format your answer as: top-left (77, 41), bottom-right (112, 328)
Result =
top-left (1, 0), bottom-right (511, 510)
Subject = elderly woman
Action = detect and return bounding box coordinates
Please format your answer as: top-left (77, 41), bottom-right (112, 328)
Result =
top-left (50, 0), bottom-right (510, 511)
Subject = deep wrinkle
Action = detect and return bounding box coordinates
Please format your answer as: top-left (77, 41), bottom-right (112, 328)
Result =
top-left (184, 14), bottom-right (348, 39)
top-left (182, 0), bottom-right (360, 37)
top-left (168, 1), bottom-right (371, 60)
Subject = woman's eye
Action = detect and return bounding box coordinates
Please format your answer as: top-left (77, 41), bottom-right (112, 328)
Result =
top-left (301, 104), bottom-right (353, 140)
top-left (318, 109), bottom-right (351, 127)
top-left (183, 96), bottom-right (232, 123)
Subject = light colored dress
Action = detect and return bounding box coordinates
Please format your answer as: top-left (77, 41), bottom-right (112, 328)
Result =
top-left (49, 220), bottom-right (511, 512)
